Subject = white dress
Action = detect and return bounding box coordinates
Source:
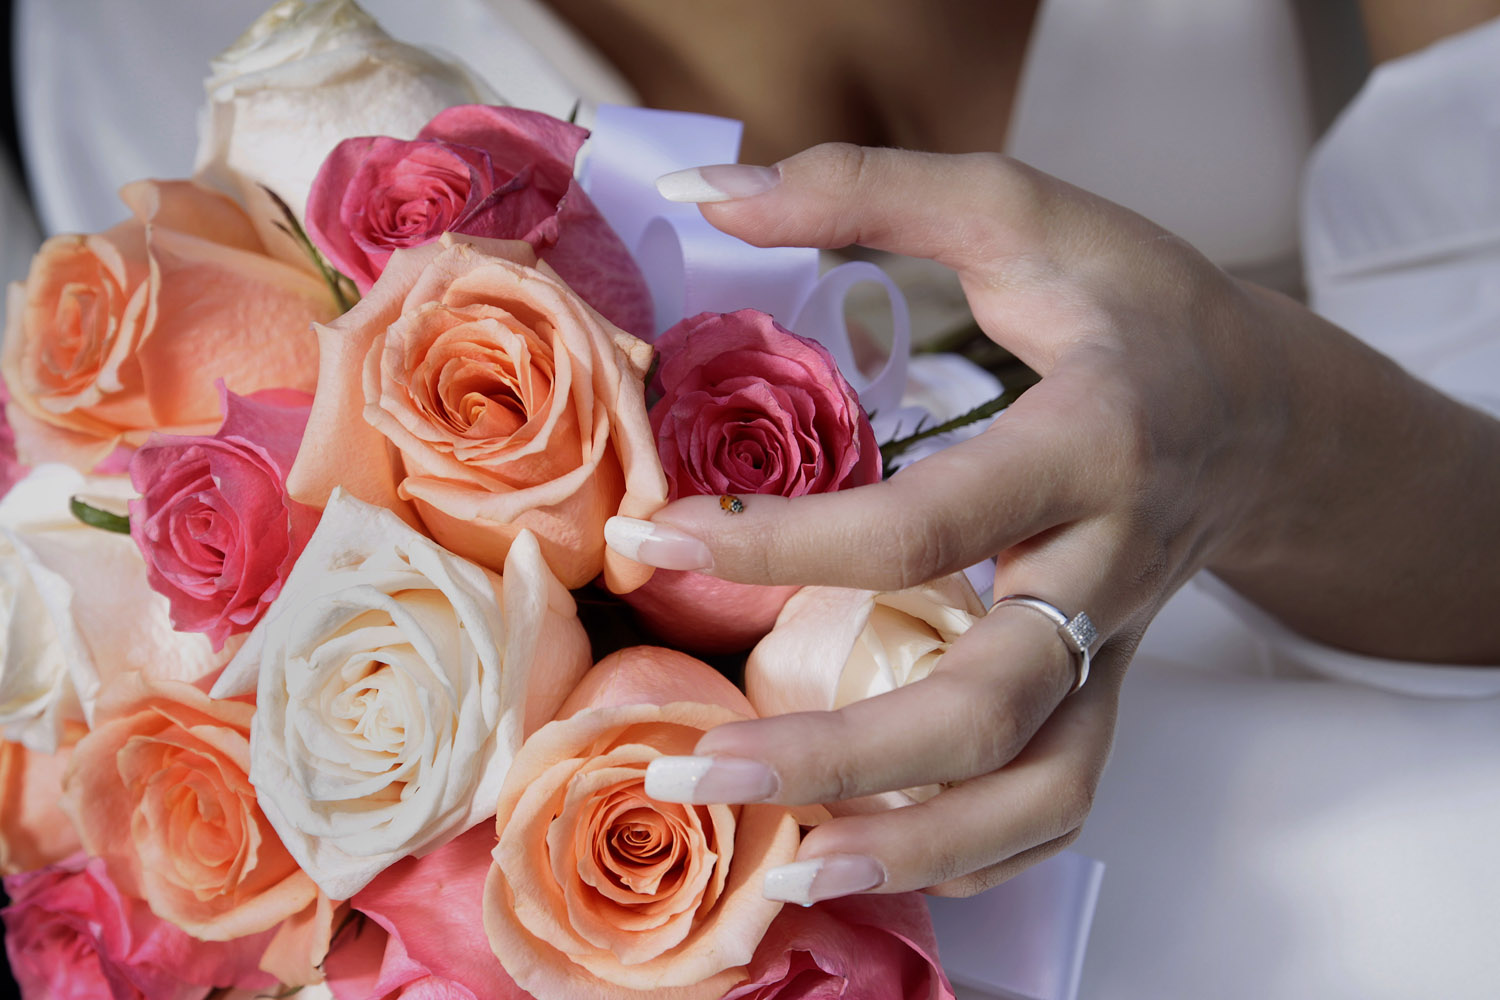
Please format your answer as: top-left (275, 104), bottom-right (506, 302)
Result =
top-left (8, 3), bottom-right (1500, 999)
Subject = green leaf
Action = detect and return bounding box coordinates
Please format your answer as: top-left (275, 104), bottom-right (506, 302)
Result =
top-left (70, 497), bottom-right (131, 534)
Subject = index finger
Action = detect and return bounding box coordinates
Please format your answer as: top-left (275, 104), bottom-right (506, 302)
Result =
top-left (603, 367), bottom-right (1108, 590)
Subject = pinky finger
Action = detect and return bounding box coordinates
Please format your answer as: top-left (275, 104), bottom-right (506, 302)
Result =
top-left (762, 660), bottom-right (1123, 902)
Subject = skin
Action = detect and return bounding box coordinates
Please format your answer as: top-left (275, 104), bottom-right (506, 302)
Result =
top-left (583, 0), bottom-right (1500, 896)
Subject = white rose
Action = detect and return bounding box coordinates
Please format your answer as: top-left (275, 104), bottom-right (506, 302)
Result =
top-left (194, 0), bottom-right (498, 263)
top-left (744, 573), bottom-right (985, 813)
top-left (0, 465), bottom-right (224, 752)
top-left (212, 490), bottom-right (591, 900)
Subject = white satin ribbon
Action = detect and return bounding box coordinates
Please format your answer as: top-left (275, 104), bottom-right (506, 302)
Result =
top-left (581, 104), bottom-right (910, 417)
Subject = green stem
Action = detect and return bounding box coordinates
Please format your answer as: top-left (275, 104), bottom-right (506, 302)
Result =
top-left (262, 185), bottom-right (358, 313)
top-left (878, 381), bottom-right (1030, 476)
top-left (69, 497), bottom-right (130, 534)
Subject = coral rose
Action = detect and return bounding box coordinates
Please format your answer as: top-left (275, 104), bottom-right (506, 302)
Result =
top-left (723, 893), bottom-right (956, 1000)
top-left (212, 490), bottom-right (592, 900)
top-left (622, 309), bottom-right (881, 652)
top-left (287, 237), bottom-right (667, 591)
top-left (306, 105), bottom-right (652, 336)
top-left (483, 646), bottom-right (801, 999)
top-left (129, 386), bottom-right (318, 651)
top-left (1, 180), bottom-right (335, 470)
top-left (746, 574), bottom-right (984, 814)
top-left (2, 855), bottom-right (273, 1000)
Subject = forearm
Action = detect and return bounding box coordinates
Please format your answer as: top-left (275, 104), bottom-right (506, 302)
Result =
top-left (1210, 281), bottom-right (1500, 663)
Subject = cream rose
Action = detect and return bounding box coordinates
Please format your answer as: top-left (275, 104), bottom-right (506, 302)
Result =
top-left (212, 489), bottom-right (590, 900)
top-left (0, 465), bottom-right (226, 753)
top-left (745, 574), bottom-right (985, 812)
top-left (195, 0), bottom-right (497, 264)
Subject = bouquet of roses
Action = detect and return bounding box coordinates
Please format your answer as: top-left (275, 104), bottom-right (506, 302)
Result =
top-left (0, 2), bottom-right (1013, 997)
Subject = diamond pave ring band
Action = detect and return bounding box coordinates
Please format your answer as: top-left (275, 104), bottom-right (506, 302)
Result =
top-left (992, 594), bottom-right (1099, 693)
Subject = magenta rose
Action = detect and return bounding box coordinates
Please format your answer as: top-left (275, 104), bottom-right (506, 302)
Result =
top-left (325, 825), bottom-right (529, 1000)
top-left (2, 855), bottom-right (273, 1000)
top-left (305, 104), bottom-right (652, 337)
top-left (623, 309), bottom-right (881, 652)
top-left (128, 386), bottom-right (318, 651)
top-left (0, 376), bottom-right (26, 498)
top-left (722, 893), bottom-right (956, 1000)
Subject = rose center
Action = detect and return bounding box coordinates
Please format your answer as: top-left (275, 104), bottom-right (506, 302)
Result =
top-left (43, 282), bottom-right (110, 391)
top-left (328, 661), bottom-right (409, 767)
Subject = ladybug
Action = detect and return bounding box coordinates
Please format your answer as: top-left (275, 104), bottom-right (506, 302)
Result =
top-left (719, 493), bottom-right (745, 515)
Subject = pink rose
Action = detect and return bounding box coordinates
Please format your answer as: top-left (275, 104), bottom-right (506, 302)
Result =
top-left (1, 180), bottom-right (335, 471)
top-left (723, 893), bottom-right (956, 1000)
top-left (326, 825), bottom-right (530, 1000)
top-left (622, 310), bottom-right (881, 652)
top-left (306, 105), bottom-right (651, 337)
top-left (2, 855), bottom-right (273, 1000)
top-left (129, 386), bottom-right (319, 650)
top-left (0, 378), bottom-right (26, 498)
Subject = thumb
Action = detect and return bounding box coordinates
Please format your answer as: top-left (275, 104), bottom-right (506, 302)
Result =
top-left (656, 143), bottom-right (1061, 275)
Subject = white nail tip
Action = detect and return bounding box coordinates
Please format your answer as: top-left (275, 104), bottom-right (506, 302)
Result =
top-left (644, 756), bottom-right (714, 802)
top-left (762, 860), bottom-right (823, 906)
top-left (603, 516), bottom-right (653, 561)
top-left (656, 167), bottom-right (736, 203)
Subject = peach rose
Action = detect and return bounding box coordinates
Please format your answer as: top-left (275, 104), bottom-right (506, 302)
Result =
top-left (61, 674), bottom-right (321, 954)
top-left (1, 180), bottom-right (335, 471)
top-left (745, 574), bottom-right (984, 813)
top-left (0, 730), bottom-right (82, 875)
top-left (483, 646), bottom-right (801, 999)
top-left (287, 236), bottom-right (667, 590)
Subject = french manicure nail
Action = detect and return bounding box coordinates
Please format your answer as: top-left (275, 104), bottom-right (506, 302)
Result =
top-left (762, 854), bottom-right (888, 906)
top-left (645, 755), bottom-right (780, 803)
top-left (604, 517), bottom-right (713, 571)
top-left (656, 164), bottom-right (780, 203)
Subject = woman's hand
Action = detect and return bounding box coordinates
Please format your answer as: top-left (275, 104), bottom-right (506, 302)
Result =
top-left (604, 144), bottom-right (1500, 900)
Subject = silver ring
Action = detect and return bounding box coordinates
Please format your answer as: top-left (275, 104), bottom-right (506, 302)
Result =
top-left (993, 594), bottom-right (1098, 693)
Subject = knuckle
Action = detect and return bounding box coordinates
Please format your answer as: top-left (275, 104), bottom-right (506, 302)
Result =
top-left (925, 871), bottom-right (994, 899)
top-left (883, 504), bottom-right (957, 591)
top-left (1053, 774), bottom-right (1098, 833)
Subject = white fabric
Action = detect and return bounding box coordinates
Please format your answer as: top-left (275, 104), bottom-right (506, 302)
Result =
top-left (12, 2), bottom-right (1500, 998)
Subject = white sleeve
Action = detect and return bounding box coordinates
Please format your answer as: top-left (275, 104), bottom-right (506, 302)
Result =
top-left (1301, 17), bottom-right (1500, 418)
top-left (1190, 18), bottom-right (1500, 694)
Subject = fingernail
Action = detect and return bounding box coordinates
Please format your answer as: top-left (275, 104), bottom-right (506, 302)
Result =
top-left (656, 164), bottom-right (780, 203)
top-left (645, 755), bottom-right (780, 803)
top-left (604, 517), bottom-right (713, 570)
top-left (763, 854), bottom-right (888, 906)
